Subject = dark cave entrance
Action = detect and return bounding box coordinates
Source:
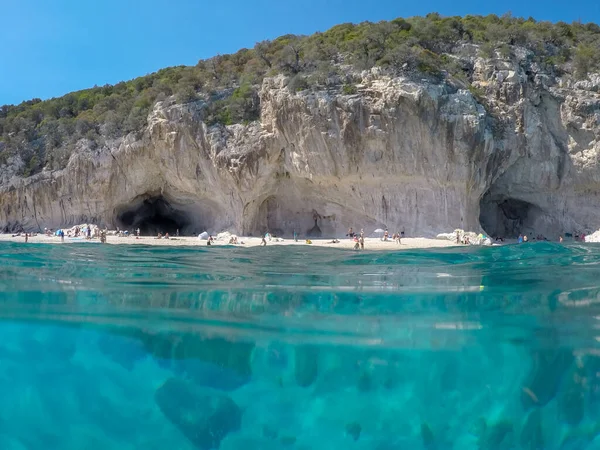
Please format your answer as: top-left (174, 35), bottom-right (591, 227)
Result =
top-left (479, 193), bottom-right (538, 238)
top-left (116, 196), bottom-right (192, 236)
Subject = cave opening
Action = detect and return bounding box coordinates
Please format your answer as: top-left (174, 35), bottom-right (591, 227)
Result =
top-left (479, 193), bottom-right (539, 238)
top-left (116, 196), bottom-right (192, 236)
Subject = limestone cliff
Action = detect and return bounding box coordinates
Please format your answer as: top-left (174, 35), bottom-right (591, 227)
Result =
top-left (1, 46), bottom-right (600, 238)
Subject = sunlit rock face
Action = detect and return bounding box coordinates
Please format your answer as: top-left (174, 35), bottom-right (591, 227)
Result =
top-left (1, 51), bottom-right (599, 238)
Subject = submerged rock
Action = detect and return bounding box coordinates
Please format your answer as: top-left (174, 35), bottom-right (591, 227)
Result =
top-left (172, 359), bottom-right (250, 391)
top-left (521, 349), bottom-right (574, 408)
top-left (140, 332), bottom-right (254, 386)
top-left (559, 360), bottom-right (587, 426)
top-left (478, 419), bottom-right (513, 450)
top-left (357, 371), bottom-right (373, 392)
top-left (520, 409), bottom-right (544, 450)
top-left (155, 378), bottom-right (242, 450)
top-left (97, 333), bottom-right (147, 371)
top-left (420, 423), bottom-right (436, 449)
top-left (294, 345), bottom-right (318, 387)
top-left (346, 422), bottom-right (362, 441)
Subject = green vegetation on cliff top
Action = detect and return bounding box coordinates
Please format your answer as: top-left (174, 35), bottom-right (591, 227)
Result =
top-left (1, 13), bottom-right (600, 177)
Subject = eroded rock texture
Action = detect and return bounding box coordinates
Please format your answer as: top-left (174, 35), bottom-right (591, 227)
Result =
top-left (2, 49), bottom-right (600, 238)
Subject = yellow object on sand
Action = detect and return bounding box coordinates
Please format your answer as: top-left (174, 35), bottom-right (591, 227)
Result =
top-left (306, 239), bottom-right (312, 244)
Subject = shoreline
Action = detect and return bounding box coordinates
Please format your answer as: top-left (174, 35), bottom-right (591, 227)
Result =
top-left (0, 233), bottom-right (463, 251)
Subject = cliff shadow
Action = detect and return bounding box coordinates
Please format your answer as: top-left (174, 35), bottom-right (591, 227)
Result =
top-left (114, 194), bottom-right (224, 236)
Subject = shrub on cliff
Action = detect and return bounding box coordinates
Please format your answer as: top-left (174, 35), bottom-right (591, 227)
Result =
top-left (573, 44), bottom-right (600, 79)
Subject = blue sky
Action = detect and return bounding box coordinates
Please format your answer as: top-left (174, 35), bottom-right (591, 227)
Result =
top-left (1, 0), bottom-right (599, 106)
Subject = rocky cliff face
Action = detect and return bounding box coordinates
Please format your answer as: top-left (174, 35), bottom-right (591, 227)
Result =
top-left (1, 46), bottom-right (600, 238)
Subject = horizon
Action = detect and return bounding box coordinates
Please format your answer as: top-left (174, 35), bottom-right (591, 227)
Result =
top-left (2, 0), bottom-right (600, 106)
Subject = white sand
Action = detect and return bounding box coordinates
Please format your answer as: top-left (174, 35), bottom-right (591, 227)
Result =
top-left (0, 233), bottom-right (460, 251)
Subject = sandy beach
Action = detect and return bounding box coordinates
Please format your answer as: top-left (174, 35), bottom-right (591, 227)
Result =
top-left (0, 232), bottom-right (460, 251)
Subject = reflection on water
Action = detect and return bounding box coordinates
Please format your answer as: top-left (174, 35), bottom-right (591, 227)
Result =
top-left (0, 242), bottom-right (600, 448)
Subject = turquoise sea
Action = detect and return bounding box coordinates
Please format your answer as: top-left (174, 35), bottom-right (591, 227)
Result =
top-left (1, 241), bottom-right (600, 449)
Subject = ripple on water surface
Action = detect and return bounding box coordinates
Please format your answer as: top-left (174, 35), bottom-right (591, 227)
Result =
top-left (0, 241), bottom-right (600, 449)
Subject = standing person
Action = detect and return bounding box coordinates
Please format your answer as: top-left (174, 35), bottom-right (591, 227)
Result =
top-left (86, 226), bottom-right (91, 240)
top-left (383, 229), bottom-right (389, 241)
top-left (136, 228), bottom-right (140, 237)
top-left (261, 236), bottom-right (267, 246)
top-left (25, 233), bottom-right (28, 243)
top-left (176, 229), bottom-right (179, 237)
top-left (293, 230), bottom-right (298, 242)
top-left (59, 229), bottom-right (65, 242)
top-left (359, 234), bottom-right (365, 250)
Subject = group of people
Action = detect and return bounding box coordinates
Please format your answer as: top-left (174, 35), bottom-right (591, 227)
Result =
top-left (518, 233), bottom-right (586, 243)
top-left (346, 227), bottom-right (404, 248)
top-left (347, 228), bottom-right (366, 250)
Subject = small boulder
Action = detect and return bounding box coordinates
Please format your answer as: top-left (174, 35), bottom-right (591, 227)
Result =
top-left (155, 378), bottom-right (242, 450)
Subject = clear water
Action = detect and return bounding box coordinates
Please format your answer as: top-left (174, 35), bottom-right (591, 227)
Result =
top-left (1, 241), bottom-right (600, 449)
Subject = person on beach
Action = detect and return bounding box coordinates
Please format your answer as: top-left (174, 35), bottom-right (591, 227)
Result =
top-left (136, 228), bottom-right (140, 237)
top-left (59, 229), bottom-right (65, 242)
top-left (164, 233), bottom-right (170, 239)
top-left (100, 229), bottom-right (107, 244)
top-left (359, 234), bottom-right (365, 250)
top-left (86, 226), bottom-right (91, 240)
top-left (518, 234), bottom-right (523, 244)
top-left (293, 230), bottom-right (298, 242)
top-left (383, 229), bottom-right (389, 241)
top-left (559, 235), bottom-right (564, 243)
top-left (176, 229), bottom-right (179, 237)
top-left (25, 233), bottom-right (28, 243)
top-left (353, 236), bottom-right (360, 250)
top-left (347, 227), bottom-right (354, 238)
top-left (261, 236), bottom-right (267, 246)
